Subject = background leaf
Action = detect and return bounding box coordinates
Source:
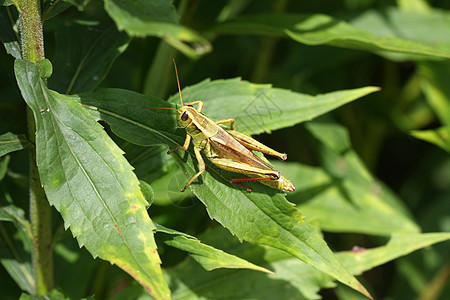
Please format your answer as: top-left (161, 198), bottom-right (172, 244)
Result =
top-left (0, 6), bottom-right (20, 59)
top-left (0, 205), bottom-right (34, 294)
top-left (0, 132), bottom-right (28, 157)
top-left (104, 0), bottom-right (211, 58)
top-left (212, 13), bottom-right (450, 59)
top-left (155, 224), bottom-right (271, 273)
top-left (350, 7), bottom-right (450, 60)
top-left (48, 21), bottom-right (130, 94)
top-left (273, 121), bottom-right (421, 235)
top-left (410, 126), bottom-right (450, 153)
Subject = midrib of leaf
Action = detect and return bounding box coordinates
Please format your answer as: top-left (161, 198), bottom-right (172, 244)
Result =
top-left (81, 103), bottom-right (181, 147)
top-left (0, 138), bottom-right (26, 145)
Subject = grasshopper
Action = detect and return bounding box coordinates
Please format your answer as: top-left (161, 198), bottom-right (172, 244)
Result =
top-left (159, 60), bottom-right (295, 193)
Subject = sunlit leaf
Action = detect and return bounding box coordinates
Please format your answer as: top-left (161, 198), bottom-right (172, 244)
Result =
top-left (168, 78), bottom-right (379, 135)
top-left (0, 132), bottom-right (28, 157)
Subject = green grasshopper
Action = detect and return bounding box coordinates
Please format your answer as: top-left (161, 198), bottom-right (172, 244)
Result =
top-left (158, 61), bottom-right (295, 193)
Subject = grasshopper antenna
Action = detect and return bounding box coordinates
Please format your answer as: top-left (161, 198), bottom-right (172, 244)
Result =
top-left (173, 59), bottom-right (184, 106)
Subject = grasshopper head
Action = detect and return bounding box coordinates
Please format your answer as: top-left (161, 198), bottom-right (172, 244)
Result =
top-left (176, 105), bottom-right (198, 128)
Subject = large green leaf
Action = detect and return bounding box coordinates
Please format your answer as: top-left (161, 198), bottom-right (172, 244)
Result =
top-left (211, 13), bottom-right (450, 59)
top-left (0, 132), bottom-right (28, 157)
top-left (14, 59), bottom-right (170, 299)
top-left (104, 0), bottom-right (211, 58)
top-left (168, 78), bottom-right (379, 135)
top-left (78, 82), bottom-right (378, 298)
top-left (48, 22), bottom-right (130, 94)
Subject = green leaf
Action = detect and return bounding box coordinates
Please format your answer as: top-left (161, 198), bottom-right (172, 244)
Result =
top-left (19, 289), bottom-right (73, 300)
top-left (0, 132), bottom-right (29, 157)
top-left (411, 126), bottom-right (450, 153)
top-left (212, 13), bottom-right (450, 59)
top-left (78, 84), bottom-right (374, 297)
top-left (48, 22), bottom-right (130, 94)
top-left (0, 155), bottom-right (9, 180)
top-left (139, 179), bottom-right (154, 206)
top-left (168, 78), bottom-right (379, 135)
top-left (397, 0), bottom-right (431, 12)
top-left (282, 121), bottom-right (420, 235)
top-left (337, 233), bottom-right (450, 275)
top-left (0, 205), bottom-right (34, 294)
top-left (104, 0), bottom-right (211, 58)
top-left (0, 7), bottom-right (21, 59)
top-left (156, 224), bottom-right (271, 273)
top-left (36, 59), bottom-right (52, 79)
top-left (14, 59), bottom-right (170, 299)
top-left (350, 8), bottom-right (450, 60)
top-left (78, 88), bottom-right (181, 147)
top-left (125, 144), bottom-right (190, 206)
top-left (41, 0), bottom-right (73, 21)
top-left (419, 61), bottom-right (450, 126)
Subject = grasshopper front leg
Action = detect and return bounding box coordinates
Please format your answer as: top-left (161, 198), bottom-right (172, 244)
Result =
top-left (167, 134), bottom-right (191, 154)
top-left (181, 146), bottom-right (205, 192)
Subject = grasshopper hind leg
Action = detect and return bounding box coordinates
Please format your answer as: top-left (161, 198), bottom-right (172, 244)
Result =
top-left (230, 175), bottom-right (280, 192)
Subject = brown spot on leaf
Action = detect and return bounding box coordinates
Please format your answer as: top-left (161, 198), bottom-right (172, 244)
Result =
top-left (114, 224), bottom-right (124, 238)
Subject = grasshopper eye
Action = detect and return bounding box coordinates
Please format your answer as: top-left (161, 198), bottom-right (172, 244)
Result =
top-left (181, 111), bottom-right (189, 121)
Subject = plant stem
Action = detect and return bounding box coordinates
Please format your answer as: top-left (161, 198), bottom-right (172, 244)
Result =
top-left (18, 0), bottom-right (54, 294)
top-left (18, 0), bottom-right (44, 61)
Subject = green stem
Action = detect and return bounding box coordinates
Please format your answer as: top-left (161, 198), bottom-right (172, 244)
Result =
top-left (18, 0), bottom-right (53, 294)
top-left (18, 0), bottom-right (44, 61)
